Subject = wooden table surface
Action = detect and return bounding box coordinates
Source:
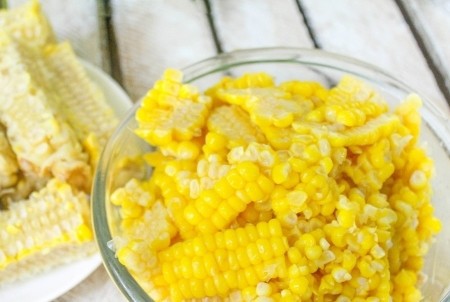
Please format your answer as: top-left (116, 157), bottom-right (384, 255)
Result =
top-left (4, 0), bottom-right (450, 301)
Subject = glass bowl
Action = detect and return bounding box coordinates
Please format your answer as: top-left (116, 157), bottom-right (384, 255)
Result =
top-left (92, 47), bottom-right (450, 301)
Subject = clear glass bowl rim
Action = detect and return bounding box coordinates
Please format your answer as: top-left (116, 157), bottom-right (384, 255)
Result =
top-left (92, 47), bottom-right (450, 302)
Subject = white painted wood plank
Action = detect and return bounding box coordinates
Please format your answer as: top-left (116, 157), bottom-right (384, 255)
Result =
top-left (301, 0), bottom-right (448, 112)
top-left (211, 0), bottom-right (313, 51)
top-left (8, 0), bottom-right (103, 68)
top-left (399, 0), bottom-right (450, 104)
top-left (111, 0), bottom-right (216, 100)
top-left (411, 0), bottom-right (450, 70)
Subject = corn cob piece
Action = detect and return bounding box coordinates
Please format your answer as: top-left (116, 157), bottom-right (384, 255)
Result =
top-left (9, 40), bottom-right (116, 168)
top-left (207, 105), bottom-right (265, 148)
top-left (342, 138), bottom-right (395, 193)
top-left (183, 161), bottom-right (275, 234)
top-left (324, 75), bottom-right (388, 127)
top-left (280, 80), bottom-right (328, 100)
top-left (174, 155), bottom-right (231, 200)
top-left (112, 179), bottom-right (178, 295)
top-left (292, 113), bottom-right (400, 147)
top-left (0, 31), bottom-right (91, 192)
top-left (136, 69), bottom-right (212, 146)
top-left (0, 178), bottom-right (95, 284)
top-left (1, 173), bottom-right (47, 209)
top-left (0, 0), bottom-right (55, 49)
top-left (0, 125), bottom-right (18, 190)
top-left (394, 93), bottom-right (422, 142)
top-left (216, 87), bottom-right (311, 130)
top-left (206, 72), bottom-right (275, 103)
top-left (227, 142), bottom-right (277, 169)
top-left (154, 219), bottom-right (288, 301)
top-left (153, 169), bottom-right (197, 240)
top-left (111, 177), bottom-right (176, 247)
top-left (40, 42), bottom-right (118, 165)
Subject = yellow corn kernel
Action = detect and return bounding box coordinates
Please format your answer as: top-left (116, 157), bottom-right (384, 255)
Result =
top-left (287, 247), bottom-right (302, 264)
top-left (331, 267), bottom-right (352, 283)
top-left (205, 131), bottom-right (228, 152)
top-left (245, 182), bottom-right (265, 201)
top-left (337, 209), bottom-right (356, 228)
top-left (257, 174), bottom-right (275, 194)
top-left (289, 276), bottom-right (308, 296)
top-left (226, 170), bottom-right (246, 190)
top-left (237, 161), bottom-right (260, 182)
top-left (256, 281), bottom-right (272, 296)
top-left (304, 245), bottom-right (322, 260)
top-left (272, 162), bottom-right (291, 184)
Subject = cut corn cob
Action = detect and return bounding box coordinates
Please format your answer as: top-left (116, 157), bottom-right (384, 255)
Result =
top-left (136, 69), bottom-right (212, 146)
top-left (206, 72), bottom-right (275, 103)
top-left (0, 31), bottom-right (91, 192)
top-left (292, 113), bottom-right (400, 147)
top-left (0, 179), bottom-right (95, 284)
top-left (324, 75), bottom-right (388, 126)
top-left (0, 125), bottom-right (18, 190)
top-left (227, 142), bottom-right (277, 169)
top-left (154, 219), bottom-right (288, 301)
top-left (183, 161), bottom-right (274, 234)
top-left (153, 168), bottom-right (197, 240)
top-left (216, 87), bottom-right (310, 129)
top-left (114, 192), bottom-right (178, 296)
top-left (343, 138), bottom-right (395, 192)
top-left (207, 105), bottom-right (265, 148)
top-left (0, 0), bottom-right (55, 49)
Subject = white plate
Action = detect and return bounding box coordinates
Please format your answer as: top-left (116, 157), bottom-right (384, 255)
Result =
top-left (0, 60), bottom-right (133, 302)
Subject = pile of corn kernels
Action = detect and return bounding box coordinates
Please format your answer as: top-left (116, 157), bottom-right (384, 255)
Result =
top-left (111, 70), bottom-right (441, 302)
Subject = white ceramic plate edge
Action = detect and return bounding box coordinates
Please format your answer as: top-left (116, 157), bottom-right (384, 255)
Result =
top-left (0, 60), bottom-right (133, 302)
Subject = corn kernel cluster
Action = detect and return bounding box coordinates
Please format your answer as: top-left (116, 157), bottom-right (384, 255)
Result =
top-left (112, 69), bottom-right (441, 301)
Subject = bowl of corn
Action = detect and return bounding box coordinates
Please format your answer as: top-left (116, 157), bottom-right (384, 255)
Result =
top-left (93, 47), bottom-right (450, 302)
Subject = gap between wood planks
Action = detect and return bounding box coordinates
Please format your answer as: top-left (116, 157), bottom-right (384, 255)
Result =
top-left (97, 0), bottom-right (123, 86)
top-left (395, 0), bottom-right (450, 107)
top-left (202, 0), bottom-right (224, 54)
top-left (203, 0), bottom-right (320, 54)
top-left (295, 0), bottom-right (320, 49)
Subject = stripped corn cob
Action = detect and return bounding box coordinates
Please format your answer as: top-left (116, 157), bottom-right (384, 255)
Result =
top-left (0, 179), bottom-right (95, 284)
top-left (8, 39), bottom-right (117, 168)
top-left (0, 173), bottom-right (47, 208)
top-left (41, 42), bottom-right (118, 165)
top-left (0, 31), bottom-right (91, 192)
top-left (0, 0), bottom-right (55, 49)
top-left (0, 125), bottom-right (18, 190)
